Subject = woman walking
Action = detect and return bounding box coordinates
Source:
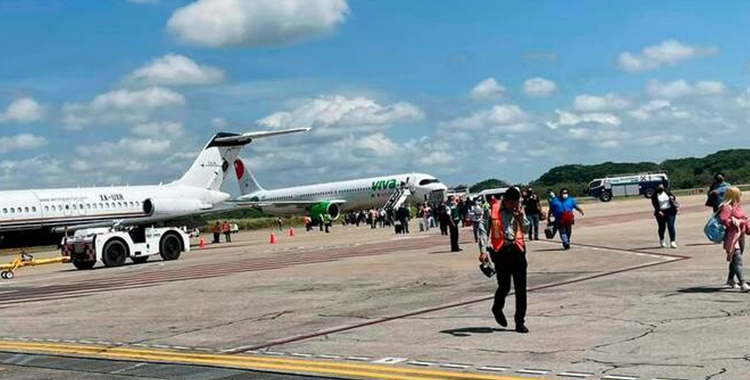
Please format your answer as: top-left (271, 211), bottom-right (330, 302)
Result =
top-left (718, 187), bottom-right (750, 291)
top-left (651, 183), bottom-right (678, 248)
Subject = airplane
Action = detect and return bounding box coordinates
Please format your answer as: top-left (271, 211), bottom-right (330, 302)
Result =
top-left (230, 158), bottom-right (448, 222)
top-left (0, 128), bottom-right (309, 248)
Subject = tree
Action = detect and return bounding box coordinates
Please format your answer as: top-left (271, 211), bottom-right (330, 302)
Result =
top-left (470, 178), bottom-right (510, 193)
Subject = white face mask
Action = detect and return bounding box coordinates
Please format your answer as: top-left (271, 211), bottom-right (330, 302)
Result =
top-left (562, 194), bottom-right (569, 199)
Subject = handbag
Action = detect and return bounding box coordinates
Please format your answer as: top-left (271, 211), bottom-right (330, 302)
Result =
top-left (544, 223), bottom-right (557, 239)
top-left (704, 212), bottom-right (726, 244)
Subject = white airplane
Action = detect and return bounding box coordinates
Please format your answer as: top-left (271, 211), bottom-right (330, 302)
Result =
top-left (231, 158), bottom-right (448, 222)
top-left (0, 128), bottom-right (309, 248)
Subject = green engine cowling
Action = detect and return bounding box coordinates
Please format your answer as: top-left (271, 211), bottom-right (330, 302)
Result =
top-left (308, 202), bottom-right (340, 223)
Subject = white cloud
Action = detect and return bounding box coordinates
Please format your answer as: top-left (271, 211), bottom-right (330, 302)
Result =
top-left (645, 79), bottom-right (727, 99)
top-left (257, 95), bottom-right (423, 132)
top-left (62, 87), bottom-right (185, 129)
top-left (573, 93), bottom-right (630, 112)
top-left (628, 99), bottom-right (671, 120)
top-left (211, 117), bottom-right (228, 129)
top-left (441, 105), bottom-right (525, 130)
top-left (167, 0), bottom-right (349, 48)
top-left (125, 54), bottom-right (225, 87)
top-left (546, 110), bottom-right (621, 129)
top-left (470, 77), bottom-right (505, 100)
top-left (81, 137), bottom-right (171, 157)
top-left (132, 121), bottom-right (184, 138)
top-left (0, 98), bottom-right (44, 123)
top-left (522, 77), bottom-right (557, 97)
top-left (618, 40), bottom-right (718, 72)
top-left (0, 134), bottom-right (48, 154)
top-left (493, 141), bottom-right (510, 153)
top-left (354, 133), bottom-right (398, 156)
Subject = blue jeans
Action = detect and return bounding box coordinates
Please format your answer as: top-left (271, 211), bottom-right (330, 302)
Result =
top-left (656, 213), bottom-right (676, 242)
top-left (559, 224), bottom-right (572, 246)
top-left (527, 214), bottom-right (540, 240)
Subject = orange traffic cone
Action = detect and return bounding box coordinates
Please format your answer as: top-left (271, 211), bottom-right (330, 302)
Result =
top-left (289, 227), bottom-right (295, 237)
top-left (199, 237), bottom-right (205, 249)
top-left (270, 230), bottom-right (277, 244)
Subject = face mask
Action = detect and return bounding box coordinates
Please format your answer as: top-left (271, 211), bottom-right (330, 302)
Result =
top-left (562, 194), bottom-right (569, 199)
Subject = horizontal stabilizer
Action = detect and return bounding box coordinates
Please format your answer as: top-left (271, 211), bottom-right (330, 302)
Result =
top-left (212, 127), bottom-right (310, 146)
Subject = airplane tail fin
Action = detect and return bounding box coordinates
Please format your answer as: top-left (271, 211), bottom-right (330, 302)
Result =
top-left (173, 128), bottom-right (309, 191)
top-left (234, 158), bottom-right (264, 195)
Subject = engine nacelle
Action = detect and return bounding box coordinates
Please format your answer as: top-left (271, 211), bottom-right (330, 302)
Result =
top-left (142, 198), bottom-right (211, 216)
top-left (308, 202), bottom-right (340, 223)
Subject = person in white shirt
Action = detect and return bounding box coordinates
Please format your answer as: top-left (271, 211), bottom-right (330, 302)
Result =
top-left (650, 183), bottom-right (679, 248)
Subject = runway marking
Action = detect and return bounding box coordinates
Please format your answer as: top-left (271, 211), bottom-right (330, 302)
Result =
top-left (372, 357), bottom-right (409, 365)
top-left (0, 340), bottom-right (546, 380)
top-left (516, 368), bottom-right (551, 375)
top-left (478, 366), bottom-right (511, 372)
top-left (558, 371), bottom-right (595, 378)
top-left (602, 375), bottom-right (640, 380)
top-left (406, 360), bottom-right (437, 367)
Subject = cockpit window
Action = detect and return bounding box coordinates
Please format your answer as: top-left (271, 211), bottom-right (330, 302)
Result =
top-left (419, 178), bottom-right (440, 186)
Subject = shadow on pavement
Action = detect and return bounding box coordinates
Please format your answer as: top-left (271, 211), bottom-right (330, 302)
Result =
top-left (439, 327), bottom-right (506, 337)
top-left (677, 286), bottom-right (728, 293)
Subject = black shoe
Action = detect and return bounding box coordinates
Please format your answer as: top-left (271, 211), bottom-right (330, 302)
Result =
top-left (563, 243), bottom-right (570, 250)
top-left (451, 248), bottom-right (463, 252)
top-left (493, 310), bottom-right (508, 327)
top-left (515, 324), bottom-right (529, 333)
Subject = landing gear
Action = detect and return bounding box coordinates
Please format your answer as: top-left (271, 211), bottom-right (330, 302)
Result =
top-left (1, 271), bottom-right (13, 280)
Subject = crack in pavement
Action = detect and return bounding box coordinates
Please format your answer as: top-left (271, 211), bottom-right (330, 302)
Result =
top-left (705, 367), bottom-right (727, 380)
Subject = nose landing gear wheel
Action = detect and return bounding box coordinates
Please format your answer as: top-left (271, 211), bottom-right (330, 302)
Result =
top-left (1, 271), bottom-right (13, 280)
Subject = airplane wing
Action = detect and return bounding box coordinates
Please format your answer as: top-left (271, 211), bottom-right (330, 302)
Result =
top-left (51, 203), bottom-right (272, 233)
top-left (227, 199), bottom-right (346, 206)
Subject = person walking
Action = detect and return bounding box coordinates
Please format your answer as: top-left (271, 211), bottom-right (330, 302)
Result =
top-left (276, 217), bottom-right (284, 232)
top-left (478, 187), bottom-right (530, 333)
top-left (554, 188), bottom-right (584, 250)
top-left (470, 200), bottom-right (484, 242)
top-left (523, 187), bottom-right (542, 241)
top-left (211, 221), bottom-right (222, 244)
top-left (304, 215), bottom-right (312, 231)
top-left (718, 187), bottom-right (750, 291)
top-left (448, 197), bottom-right (462, 252)
top-left (222, 221), bottom-right (231, 243)
top-left (438, 202), bottom-right (449, 236)
top-left (651, 183), bottom-right (678, 248)
top-left (707, 172), bottom-right (731, 212)
top-left (396, 204), bottom-right (410, 234)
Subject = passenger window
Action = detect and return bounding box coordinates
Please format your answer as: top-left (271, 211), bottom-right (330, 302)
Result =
top-left (72, 204), bottom-right (77, 210)
top-left (25, 207), bottom-right (29, 213)
top-left (2, 208), bottom-right (6, 214)
top-left (105, 203), bottom-right (110, 208)
top-left (79, 204), bottom-right (84, 209)
top-left (32, 207), bottom-right (37, 212)
top-left (44, 206), bottom-right (48, 212)
top-left (65, 205), bottom-right (70, 210)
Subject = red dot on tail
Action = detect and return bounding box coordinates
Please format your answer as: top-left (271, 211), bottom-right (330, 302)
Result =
top-left (234, 159), bottom-right (245, 179)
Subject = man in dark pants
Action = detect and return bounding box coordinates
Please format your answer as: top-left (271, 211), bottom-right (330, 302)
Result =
top-left (478, 187), bottom-right (530, 333)
top-left (448, 197), bottom-right (462, 252)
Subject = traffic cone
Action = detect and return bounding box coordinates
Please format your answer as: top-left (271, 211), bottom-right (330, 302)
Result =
top-left (289, 227), bottom-right (295, 237)
top-left (199, 237), bottom-right (205, 249)
top-left (269, 230), bottom-right (277, 244)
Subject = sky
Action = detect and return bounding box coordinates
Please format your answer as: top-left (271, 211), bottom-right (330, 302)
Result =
top-left (1, 0), bottom-right (750, 192)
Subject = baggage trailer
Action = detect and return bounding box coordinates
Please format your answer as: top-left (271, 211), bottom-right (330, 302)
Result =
top-left (61, 226), bottom-right (190, 270)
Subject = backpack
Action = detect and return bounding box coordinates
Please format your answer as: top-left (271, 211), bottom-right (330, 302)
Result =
top-left (704, 212), bottom-right (726, 244)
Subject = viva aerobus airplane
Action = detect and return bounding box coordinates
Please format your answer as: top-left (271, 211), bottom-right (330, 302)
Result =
top-left (231, 158), bottom-right (448, 222)
top-left (0, 128), bottom-right (309, 248)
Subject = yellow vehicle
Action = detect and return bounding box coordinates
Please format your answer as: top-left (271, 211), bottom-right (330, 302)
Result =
top-left (0, 252), bottom-right (69, 280)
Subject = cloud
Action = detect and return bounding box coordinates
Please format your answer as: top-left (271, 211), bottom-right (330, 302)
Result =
top-left (125, 54), bottom-right (225, 87)
top-left (0, 97), bottom-right (44, 123)
top-left (493, 141), bottom-right (510, 153)
top-left (131, 121), bottom-right (184, 137)
top-left (62, 87), bottom-right (185, 129)
top-left (628, 99), bottom-right (672, 120)
top-left (167, 0), bottom-right (349, 48)
top-left (0, 134), bottom-right (47, 154)
top-left (522, 77), bottom-right (557, 97)
top-left (440, 104), bottom-right (526, 131)
top-left (618, 40), bottom-right (718, 72)
top-left (257, 95), bottom-right (424, 133)
top-left (354, 133), bottom-right (398, 157)
top-left (546, 110), bottom-right (621, 129)
top-left (573, 93), bottom-right (630, 112)
top-left (645, 79), bottom-right (727, 99)
top-left (470, 77), bottom-right (505, 100)
top-left (81, 137), bottom-right (171, 157)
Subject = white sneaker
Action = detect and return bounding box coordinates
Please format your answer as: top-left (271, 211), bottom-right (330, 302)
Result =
top-left (659, 240), bottom-right (666, 248)
top-left (670, 241), bottom-right (677, 249)
top-left (742, 283), bottom-right (750, 292)
top-left (727, 280), bottom-right (740, 289)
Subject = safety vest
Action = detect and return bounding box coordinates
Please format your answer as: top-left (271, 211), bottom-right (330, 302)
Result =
top-left (489, 199), bottom-right (525, 252)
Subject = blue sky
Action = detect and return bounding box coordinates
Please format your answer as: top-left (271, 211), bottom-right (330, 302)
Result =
top-left (1, 0), bottom-right (750, 191)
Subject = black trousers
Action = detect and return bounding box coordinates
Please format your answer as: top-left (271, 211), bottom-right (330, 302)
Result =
top-left (449, 224), bottom-right (460, 251)
top-left (490, 245), bottom-right (527, 325)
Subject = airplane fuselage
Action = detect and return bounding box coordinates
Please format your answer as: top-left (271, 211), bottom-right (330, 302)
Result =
top-left (240, 173), bottom-right (446, 216)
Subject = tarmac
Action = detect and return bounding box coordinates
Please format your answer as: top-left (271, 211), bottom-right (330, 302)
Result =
top-left (0, 194), bottom-right (748, 380)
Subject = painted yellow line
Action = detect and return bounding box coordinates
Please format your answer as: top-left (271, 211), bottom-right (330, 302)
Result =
top-left (0, 341), bottom-right (542, 380)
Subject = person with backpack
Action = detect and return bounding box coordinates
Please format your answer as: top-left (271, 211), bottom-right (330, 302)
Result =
top-left (553, 188), bottom-right (584, 250)
top-left (477, 187), bottom-right (530, 333)
top-left (718, 187), bottom-right (750, 291)
top-left (651, 183), bottom-right (679, 248)
top-left (707, 172), bottom-right (731, 212)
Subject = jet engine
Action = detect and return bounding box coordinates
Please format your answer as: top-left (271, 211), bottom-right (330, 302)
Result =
top-left (142, 198), bottom-right (212, 216)
top-left (308, 202), bottom-right (340, 222)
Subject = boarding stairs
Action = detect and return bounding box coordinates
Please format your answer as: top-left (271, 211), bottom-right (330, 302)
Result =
top-left (383, 183), bottom-right (411, 211)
